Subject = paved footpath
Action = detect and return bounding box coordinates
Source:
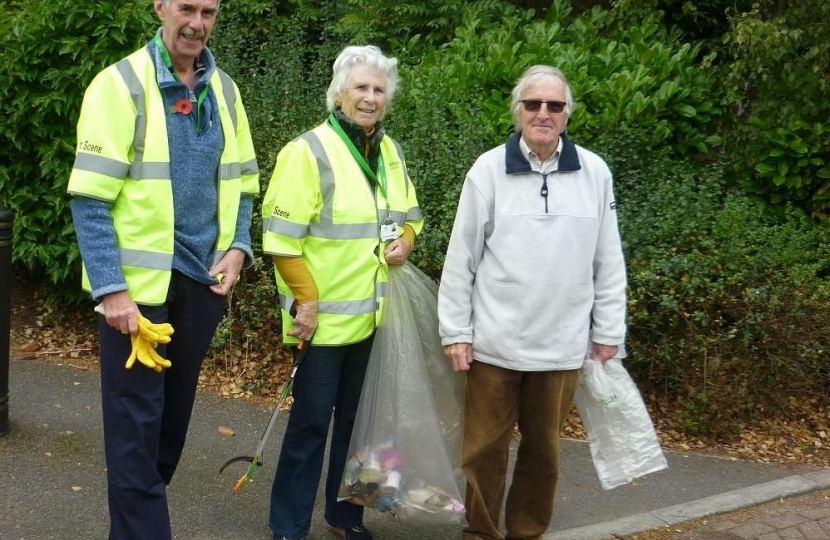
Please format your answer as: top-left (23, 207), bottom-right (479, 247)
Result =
top-left (628, 489), bottom-right (830, 539)
top-left (3, 357), bottom-right (830, 540)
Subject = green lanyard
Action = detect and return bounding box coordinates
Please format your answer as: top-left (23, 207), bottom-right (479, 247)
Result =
top-left (154, 34), bottom-right (209, 133)
top-left (328, 113), bottom-right (388, 201)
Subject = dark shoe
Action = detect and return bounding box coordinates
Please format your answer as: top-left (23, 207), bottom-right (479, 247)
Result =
top-left (327, 524), bottom-right (373, 540)
top-left (273, 535), bottom-right (305, 540)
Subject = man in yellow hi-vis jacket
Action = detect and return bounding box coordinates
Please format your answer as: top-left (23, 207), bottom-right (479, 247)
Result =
top-left (66, 1), bottom-right (258, 538)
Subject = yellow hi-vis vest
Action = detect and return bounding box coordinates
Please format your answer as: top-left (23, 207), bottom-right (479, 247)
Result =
top-left (261, 121), bottom-right (424, 345)
top-left (67, 46), bottom-right (259, 305)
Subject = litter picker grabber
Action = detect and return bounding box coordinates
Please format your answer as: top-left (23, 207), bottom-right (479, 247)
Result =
top-left (219, 338), bottom-right (311, 493)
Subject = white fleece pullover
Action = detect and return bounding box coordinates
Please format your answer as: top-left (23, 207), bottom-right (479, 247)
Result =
top-left (437, 132), bottom-right (627, 371)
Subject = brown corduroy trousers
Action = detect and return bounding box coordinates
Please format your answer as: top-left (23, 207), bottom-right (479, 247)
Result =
top-left (461, 361), bottom-right (580, 540)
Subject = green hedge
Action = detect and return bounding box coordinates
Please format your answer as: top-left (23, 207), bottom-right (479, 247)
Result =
top-left (4, 0), bottom-right (830, 438)
top-left (0, 1), bottom-right (156, 297)
top-left (613, 139), bottom-right (830, 436)
top-left (723, 1), bottom-right (830, 218)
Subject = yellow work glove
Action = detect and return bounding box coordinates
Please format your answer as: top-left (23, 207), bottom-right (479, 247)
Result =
top-left (137, 315), bottom-right (174, 344)
top-left (125, 315), bottom-right (175, 372)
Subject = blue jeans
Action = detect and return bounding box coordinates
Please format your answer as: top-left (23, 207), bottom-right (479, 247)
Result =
top-left (269, 335), bottom-right (374, 538)
top-left (99, 272), bottom-right (225, 540)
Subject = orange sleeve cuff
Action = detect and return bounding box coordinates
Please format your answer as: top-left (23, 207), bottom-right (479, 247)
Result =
top-left (272, 256), bottom-right (317, 304)
top-left (402, 224), bottom-right (416, 249)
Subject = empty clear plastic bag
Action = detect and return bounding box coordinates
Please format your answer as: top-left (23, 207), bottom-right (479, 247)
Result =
top-left (574, 357), bottom-right (668, 490)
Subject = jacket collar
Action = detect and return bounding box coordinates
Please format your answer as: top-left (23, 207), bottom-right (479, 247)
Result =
top-left (505, 131), bottom-right (581, 175)
top-left (329, 109), bottom-right (386, 174)
top-left (331, 109), bottom-right (386, 152)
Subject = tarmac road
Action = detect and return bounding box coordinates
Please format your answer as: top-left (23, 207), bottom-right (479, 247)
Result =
top-left (2, 357), bottom-right (829, 540)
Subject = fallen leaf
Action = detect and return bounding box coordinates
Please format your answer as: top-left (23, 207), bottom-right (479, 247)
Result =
top-left (11, 272), bottom-right (830, 473)
top-left (218, 425), bottom-right (236, 437)
top-left (20, 341), bottom-right (41, 353)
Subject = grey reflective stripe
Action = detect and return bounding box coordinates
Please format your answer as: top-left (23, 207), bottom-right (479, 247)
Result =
top-left (297, 131), bottom-right (378, 240)
top-left (133, 162), bottom-right (171, 180)
top-left (308, 221), bottom-right (377, 239)
top-left (240, 157), bottom-right (259, 176)
top-left (212, 250), bottom-right (227, 266)
top-left (264, 216), bottom-right (308, 239)
top-left (406, 206), bottom-right (424, 221)
top-left (114, 57), bottom-right (172, 181)
top-left (278, 294), bottom-right (376, 316)
top-left (219, 162), bottom-right (241, 181)
top-left (299, 132), bottom-right (337, 223)
top-left (120, 248), bottom-right (173, 270)
top-left (217, 69), bottom-right (238, 133)
top-left (376, 281), bottom-right (387, 299)
top-left (278, 294), bottom-right (296, 314)
top-left (371, 209), bottom-right (421, 229)
top-left (383, 209), bottom-right (407, 226)
top-left (73, 153), bottom-right (130, 179)
top-left (115, 59), bottom-right (147, 175)
top-left (319, 298), bottom-right (376, 315)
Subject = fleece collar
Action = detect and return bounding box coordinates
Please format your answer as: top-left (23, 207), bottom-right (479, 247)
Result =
top-left (505, 131), bottom-right (581, 175)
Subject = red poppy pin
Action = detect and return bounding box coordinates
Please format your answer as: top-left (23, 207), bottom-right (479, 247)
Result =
top-left (172, 98), bottom-right (192, 115)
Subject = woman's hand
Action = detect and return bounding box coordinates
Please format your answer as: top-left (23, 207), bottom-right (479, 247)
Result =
top-left (384, 237), bottom-right (411, 266)
top-left (287, 300), bottom-right (318, 341)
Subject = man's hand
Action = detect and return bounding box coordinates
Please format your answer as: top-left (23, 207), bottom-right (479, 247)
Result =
top-left (101, 291), bottom-right (140, 335)
top-left (591, 342), bottom-right (619, 365)
top-left (287, 300), bottom-right (318, 341)
top-left (443, 343), bottom-right (473, 372)
top-left (210, 249), bottom-right (245, 295)
top-left (384, 237), bottom-right (411, 266)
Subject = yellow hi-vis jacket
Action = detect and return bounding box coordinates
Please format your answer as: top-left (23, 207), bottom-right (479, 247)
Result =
top-left (67, 46), bottom-right (259, 305)
top-left (261, 121), bottom-right (424, 345)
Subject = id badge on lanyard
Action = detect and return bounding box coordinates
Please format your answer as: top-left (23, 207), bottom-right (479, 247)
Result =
top-left (380, 212), bottom-right (399, 242)
top-left (327, 114), bottom-right (399, 243)
top-left (375, 155), bottom-right (398, 242)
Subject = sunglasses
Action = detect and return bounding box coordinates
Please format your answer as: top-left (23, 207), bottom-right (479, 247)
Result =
top-left (521, 100), bottom-right (566, 113)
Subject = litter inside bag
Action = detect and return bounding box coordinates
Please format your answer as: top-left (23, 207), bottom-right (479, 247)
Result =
top-left (339, 262), bottom-right (466, 523)
top-left (574, 357), bottom-right (668, 490)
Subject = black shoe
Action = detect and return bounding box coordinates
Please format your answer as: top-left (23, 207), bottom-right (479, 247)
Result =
top-left (274, 535), bottom-right (305, 540)
top-left (327, 524), bottom-right (373, 540)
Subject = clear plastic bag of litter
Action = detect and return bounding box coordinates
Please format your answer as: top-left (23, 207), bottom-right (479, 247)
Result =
top-left (338, 262), bottom-right (466, 523)
top-left (574, 356), bottom-right (668, 490)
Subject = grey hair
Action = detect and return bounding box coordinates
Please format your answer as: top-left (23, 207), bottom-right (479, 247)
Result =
top-left (510, 65), bottom-right (574, 131)
top-left (326, 45), bottom-right (399, 113)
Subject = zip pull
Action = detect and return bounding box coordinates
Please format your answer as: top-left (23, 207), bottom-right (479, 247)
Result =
top-left (540, 173), bottom-right (549, 213)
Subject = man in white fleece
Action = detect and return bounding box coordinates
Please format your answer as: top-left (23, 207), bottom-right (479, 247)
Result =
top-left (437, 65), bottom-right (627, 540)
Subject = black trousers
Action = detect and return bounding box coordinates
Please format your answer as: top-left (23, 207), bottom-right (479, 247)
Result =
top-left (98, 272), bottom-right (225, 540)
top-left (269, 335), bottom-right (374, 538)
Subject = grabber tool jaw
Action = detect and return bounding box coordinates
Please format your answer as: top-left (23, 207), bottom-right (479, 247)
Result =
top-left (218, 337), bottom-right (311, 493)
top-left (218, 455), bottom-right (263, 494)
